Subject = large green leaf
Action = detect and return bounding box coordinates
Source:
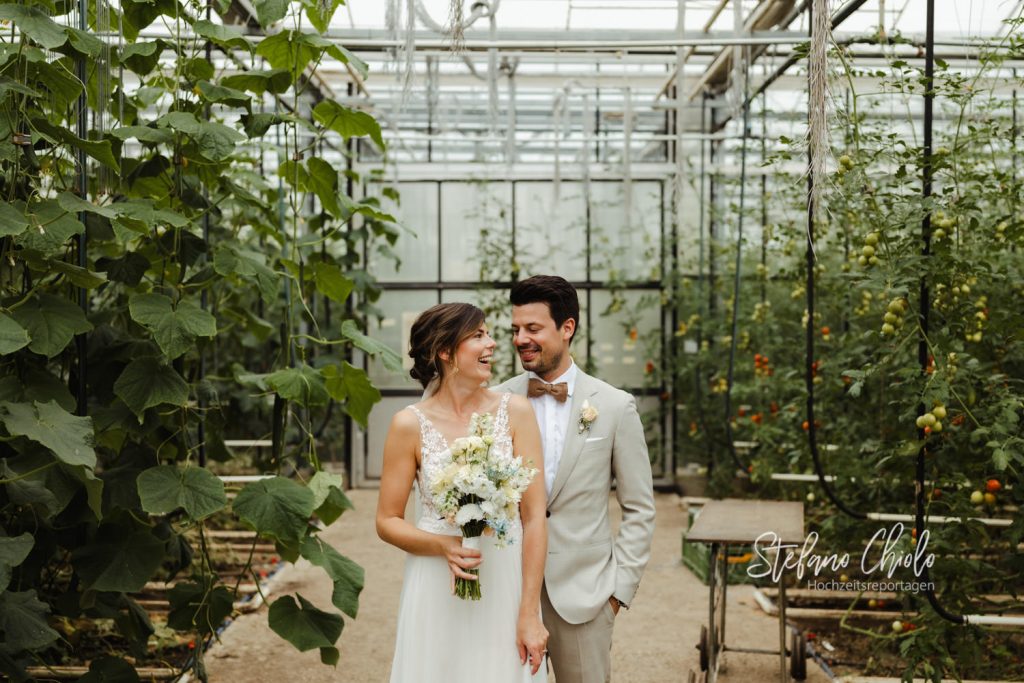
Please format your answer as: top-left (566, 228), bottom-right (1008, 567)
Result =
top-left (268, 593), bottom-right (342, 663)
top-left (38, 258), bottom-right (107, 289)
top-left (253, 0), bottom-right (289, 27)
top-left (97, 251), bottom-right (150, 286)
top-left (299, 535), bottom-right (364, 619)
top-left (73, 521), bottom-right (165, 592)
top-left (256, 30), bottom-right (347, 81)
top-left (115, 198), bottom-right (189, 229)
top-left (31, 116), bottom-right (120, 172)
top-left (76, 656), bottom-right (142, 683)
top-left (312, 261), bottom-right (353, 304)
top-left (120, 40), bottom-right (167, 76)
top-left (166, 578), bottom-right (233, 635)
top-left (65, 27), bottom-right (104, 58)
top-left (0, 400), bottom-right (96, 469)
top-left (213, 246), bottom-right (279, 304)
top-left (221, 69), bottom-right (292, 95)
top-left (312, 100), bottom-right (384, 150)
top-left (56, 191), bottom-right (122, 220)
top-left (305, 156), bottom-right (342, 217)
top-left (0, 75), bottom-right (41, 100)
top-left (192, 19), bottom-right (252, 52)
top-left (323, 362), bottom-right (381, 429)
top-left (16, 198), bottom-right (85, 255)
top-left (11, 293), bottom-right (91, 358)
top-left (0, 590), bottom-right (60, 652)
top-left (303, 473), bottom-right (352, 528)
top-left (0, 533), bottom-right (33, 592)
top-left (158, 111), bottom-right (245, 160)
top-left (0, 202), bottom-right (28, 238)
top-left (197, 80), bottom-right (252, 109)
top-left (0, 4), bottom-right (68, 49)
top-left (232, 477), bottom-right (314, 543)
top-left (304, 0), bottom-right (344, 34)
top-left (137, 465), bottom-right (227, 520)
top-left (114, 357), bottom-right (189, 420)
top-left (340, 320), bottom-right (403, 373)
top-left (0, 314), bottom-right (30, 354)
top-left (267, 365), bottom-right (330, 408)
top-left (129, 293), bottom-right (217, 359)
top-left (110, 125), bottom-right (174, 145)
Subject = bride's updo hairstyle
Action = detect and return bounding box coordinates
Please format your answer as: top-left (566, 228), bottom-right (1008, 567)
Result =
top-left (408, 303), bottom-right (486, 389)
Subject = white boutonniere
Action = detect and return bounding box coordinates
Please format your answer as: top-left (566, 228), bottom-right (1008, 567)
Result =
top-left (578, 400), bottom-right (598, 433)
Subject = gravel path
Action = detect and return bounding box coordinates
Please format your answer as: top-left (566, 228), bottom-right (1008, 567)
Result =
top-left (206, 490), bottom-right (831, 682)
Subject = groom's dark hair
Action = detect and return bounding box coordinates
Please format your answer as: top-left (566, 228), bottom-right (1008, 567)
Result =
top-left (510, 275), bottom-right (579, 344)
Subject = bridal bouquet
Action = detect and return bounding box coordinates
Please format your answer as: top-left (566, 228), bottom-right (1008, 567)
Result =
top-left (428, 412), bottom-right (538, 600)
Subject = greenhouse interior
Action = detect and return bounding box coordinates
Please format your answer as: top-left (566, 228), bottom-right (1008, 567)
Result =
top-left (1, 0), bottom-right (1023, 680)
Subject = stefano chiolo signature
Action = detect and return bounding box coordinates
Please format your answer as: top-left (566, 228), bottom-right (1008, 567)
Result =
top-left (746, 523), bottom-right (936, 584)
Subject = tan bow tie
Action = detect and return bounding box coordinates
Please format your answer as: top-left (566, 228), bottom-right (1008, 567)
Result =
top-left (528, 378), bottom-right (569, 402)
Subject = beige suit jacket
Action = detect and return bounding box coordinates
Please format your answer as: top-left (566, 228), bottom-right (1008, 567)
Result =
top-left (496, 369), bottom-right (656, 624)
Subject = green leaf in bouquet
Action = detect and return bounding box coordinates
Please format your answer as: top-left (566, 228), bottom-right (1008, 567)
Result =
top-left (323, 362), bottom-right (381, 429)
top-left (268, 593), bottom-right (343, 654)
top-left (0, 533), bottom-right (34, 592)
top-left (0, 201), bottom-right (28, 237)
top-left (0, 314), bottom-right (30, 354)
top-left (72, 520), bottom-right (165, 593)
top-left (267, 365), bottom-right (330, 407)
top-left (0, 590), bottom-right (60, 653)
top-left (233, 476), bottom-right (315, 543)
top-left (0, 400), bottom-right (96, 469)
top-left (129, 293), bottom-right (217, 360)
top-left (76, 656), bottom-right (141, 683)
top-left (312, 261), bottom-right (353, 304)
top-left (166, 578), bottom-right (233, 635)
top-left (309, 471), bottom-right (353, 525)
top-left (299, 535), bottom-right (364, 618)
top-left (136, 465), bottom-right (227, 520)
top-left (113, 357), bottom-right (190, 420)
top-left (312, 100), bottom-right (384, 149)
top-left (11, 293), bottom-right (91, 358)
top-left (221, 68), bottom-right (292, 95)
top-left (340, 320), bottom-right (403, 373)
top-left (0, 4), bottom-right (69, 49)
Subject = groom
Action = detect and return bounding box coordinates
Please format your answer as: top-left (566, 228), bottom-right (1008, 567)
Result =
top-left (495, 275), bottom-right (656, 682)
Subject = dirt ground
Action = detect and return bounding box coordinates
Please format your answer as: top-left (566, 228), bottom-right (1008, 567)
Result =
top-left (206, 490), bottom-right (831, 682)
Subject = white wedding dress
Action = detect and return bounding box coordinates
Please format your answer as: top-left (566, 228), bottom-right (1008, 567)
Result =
top-left (389, 392), bottom-right (545, 683)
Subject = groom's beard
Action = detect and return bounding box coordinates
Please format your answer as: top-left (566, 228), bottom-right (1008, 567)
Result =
top-left (518, 345), bottom-right (564, 377)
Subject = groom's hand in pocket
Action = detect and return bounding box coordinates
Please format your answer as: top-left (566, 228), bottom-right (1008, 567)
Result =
top-left (438, 535), bottom-right (482, 581)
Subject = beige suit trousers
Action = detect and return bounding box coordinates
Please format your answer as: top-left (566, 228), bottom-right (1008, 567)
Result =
top-left (542, 585), bottom-right (614, 683)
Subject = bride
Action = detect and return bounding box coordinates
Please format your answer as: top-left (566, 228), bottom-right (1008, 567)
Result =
top-left (376, 302), bottom-right (549, 682)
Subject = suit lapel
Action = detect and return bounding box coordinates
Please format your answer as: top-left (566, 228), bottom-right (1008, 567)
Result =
top-left (547, 371), bottom-right (598, 506)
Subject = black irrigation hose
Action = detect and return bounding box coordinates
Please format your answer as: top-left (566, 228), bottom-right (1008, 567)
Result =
top-left (722, 54), bottom-right (753, 475)
top-left (916, 0), bottom-right (966, 625)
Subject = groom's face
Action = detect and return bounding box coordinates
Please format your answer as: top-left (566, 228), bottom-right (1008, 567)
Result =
top-left (511, 302), bottom-right (574, 380)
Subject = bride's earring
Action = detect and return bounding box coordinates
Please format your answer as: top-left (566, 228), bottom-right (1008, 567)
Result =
top-left (451, 360), bottom-right (460, 375)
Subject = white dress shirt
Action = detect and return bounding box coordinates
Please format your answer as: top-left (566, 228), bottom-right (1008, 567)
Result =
top-left (527, 362), bottom-right (578, 497)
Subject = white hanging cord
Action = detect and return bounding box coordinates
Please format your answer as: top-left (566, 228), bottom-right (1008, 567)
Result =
top-left (623, 85), bottom-right (634, 235)
top-left (807, 0), bottom-right (832, 249)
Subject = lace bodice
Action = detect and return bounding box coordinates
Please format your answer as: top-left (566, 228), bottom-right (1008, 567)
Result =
top-left (408, 393), bottom-right (522, 542)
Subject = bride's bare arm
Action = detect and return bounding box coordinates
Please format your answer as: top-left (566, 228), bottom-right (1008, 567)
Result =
top-left (509, 395), bottom-right (548, 672)
top-left (375, 409), bottom-right (481, 580)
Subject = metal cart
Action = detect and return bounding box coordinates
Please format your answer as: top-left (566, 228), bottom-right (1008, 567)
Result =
top-left (684, 499), bottom-right (806, 682)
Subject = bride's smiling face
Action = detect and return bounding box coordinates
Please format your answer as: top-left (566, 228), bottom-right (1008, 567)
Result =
top-left (447, 324), bottom-right (497, 382)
